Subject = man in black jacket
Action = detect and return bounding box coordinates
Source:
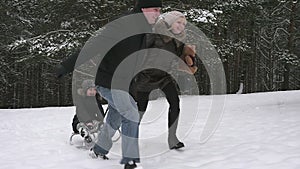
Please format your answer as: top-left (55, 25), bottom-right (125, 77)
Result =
top-left (56, 0), bottom-right (162, 168)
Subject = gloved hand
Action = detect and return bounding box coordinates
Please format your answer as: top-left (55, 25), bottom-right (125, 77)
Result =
top-left (184, 55), bottom-right (196, 67)
top-left (54, 64), bottom-right (68, 78)
top-left (178, 58), bottom-right (198, 74)
top-left (187, 65), bottom-right (198, 74)
top-left (179, 44), bottom-right (198, 74)
top-left (182, 44), bottom-right (196, 57)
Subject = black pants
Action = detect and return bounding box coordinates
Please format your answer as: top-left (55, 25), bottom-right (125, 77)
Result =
top-left (136, 82), bottom-right (181, 147)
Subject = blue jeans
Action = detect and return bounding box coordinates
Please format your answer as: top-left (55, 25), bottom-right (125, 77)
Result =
top-left (93, 86), bottom-right (140, 164)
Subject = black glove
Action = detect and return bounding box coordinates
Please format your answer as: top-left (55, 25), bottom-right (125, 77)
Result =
top-left (54, 64), bottom-right (68, 78)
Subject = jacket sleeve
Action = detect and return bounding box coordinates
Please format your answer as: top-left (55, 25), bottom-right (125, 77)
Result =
top-left (55, 49), bottom-right (80, 78)
top-left (61, 50), bottom-right (80, 72)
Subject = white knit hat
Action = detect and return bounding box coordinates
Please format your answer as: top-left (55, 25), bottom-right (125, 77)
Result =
top-left (77, 79), bottom-right (95, 96)
top-left (163, 11), bottom-right (186, 27)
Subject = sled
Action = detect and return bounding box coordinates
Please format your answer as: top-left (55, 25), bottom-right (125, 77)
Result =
top-left (69, 108), bottom-right (121, 148)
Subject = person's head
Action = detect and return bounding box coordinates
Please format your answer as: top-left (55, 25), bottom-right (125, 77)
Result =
top-left (163, 11), bottom-right (187, 35)
top-left (86, 87), bottom-right (97, 96)
top-left (78, 80), bottom-right (97, 96)
top-left (136, 0), bottom-right (162, 24)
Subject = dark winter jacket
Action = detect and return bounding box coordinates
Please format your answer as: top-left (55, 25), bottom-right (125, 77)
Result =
top-left (74, 93), bottom-right (104, 123)
top-left (95, 24), bottom-right (151, 90)
top-left (133, 19), bottom-right (185, 92)
top-left (56, 9), bottom-right (153, 92)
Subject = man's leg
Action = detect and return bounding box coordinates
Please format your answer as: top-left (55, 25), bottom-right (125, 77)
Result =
top-left (93, 104), bottom-right (121, 155)
top-left (95, 86), bottom-right (140, 164)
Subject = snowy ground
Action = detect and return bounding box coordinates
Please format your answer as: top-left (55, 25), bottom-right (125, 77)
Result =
top-left (1, 90), bottom-right (300, 169)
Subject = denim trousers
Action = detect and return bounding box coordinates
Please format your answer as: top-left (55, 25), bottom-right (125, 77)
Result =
top-left (93, 86), bottom-right (140, 164)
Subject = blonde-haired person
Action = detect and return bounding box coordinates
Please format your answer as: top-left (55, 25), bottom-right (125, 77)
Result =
top-left (133, 11), bottom-right (197, 150)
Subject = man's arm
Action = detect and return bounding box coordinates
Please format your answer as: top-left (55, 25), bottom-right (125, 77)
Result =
top-left (55, 49), bottom-right (80, 78)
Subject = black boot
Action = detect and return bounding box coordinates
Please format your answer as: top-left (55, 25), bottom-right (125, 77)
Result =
top-left (168, 117), bottom-right (184, 149)
top-left (89, 148), bottom-right (109, 160)
top-left (124, 161), bottom-right (137, 169)
top-left (84, 135), bottom-right (93, 143)
top-left (170, 142), bottom-right (185, 150)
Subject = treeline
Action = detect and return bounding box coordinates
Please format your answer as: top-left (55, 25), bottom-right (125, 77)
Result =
top-left (0, 0), bottom-right (299, 108)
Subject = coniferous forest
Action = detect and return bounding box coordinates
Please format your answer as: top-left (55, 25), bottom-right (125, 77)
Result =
top-left (1, 0), bottom-right (299, 108)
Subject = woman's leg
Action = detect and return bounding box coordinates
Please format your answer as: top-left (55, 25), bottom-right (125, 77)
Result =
top-left (136, 91), bottom-right (150, 121)
top-left (161, 82), bottom-right (183, 149)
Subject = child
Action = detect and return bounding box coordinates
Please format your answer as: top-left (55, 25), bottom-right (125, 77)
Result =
top-left (133, 11), bottom-right (197, 150)
top-left (71, 80), bottom-right (105, 143)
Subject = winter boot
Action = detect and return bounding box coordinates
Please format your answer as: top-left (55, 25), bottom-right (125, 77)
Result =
top-left (84, 135), bottom-right (93, 143)
top-left (170, 142), bottom-right (185, 150)
top-left (77, 123), bottom-right (89, 138)
top-left (89, 148), bottom-right (109, 160)
top-left (124, 161), bottom-right (137, 169)
top-left (168, 117), bottom-right (184, 150)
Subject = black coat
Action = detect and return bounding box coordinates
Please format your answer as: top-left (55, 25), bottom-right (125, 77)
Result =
top-left (133, 34), bottom-right (185, 92)
top-left (74, 93), bottom-right (104, 123)
top-left (56, 10), bottom-right (153, 92)
top-left (72, 93), bottom-right (105, 133)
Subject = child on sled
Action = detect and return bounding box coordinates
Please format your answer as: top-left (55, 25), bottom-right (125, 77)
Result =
top-left (71, 79), bottom-right (106, 145)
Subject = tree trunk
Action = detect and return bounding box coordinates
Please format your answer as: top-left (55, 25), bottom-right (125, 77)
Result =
top-left (283, 1), bottom-right (297, 90)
